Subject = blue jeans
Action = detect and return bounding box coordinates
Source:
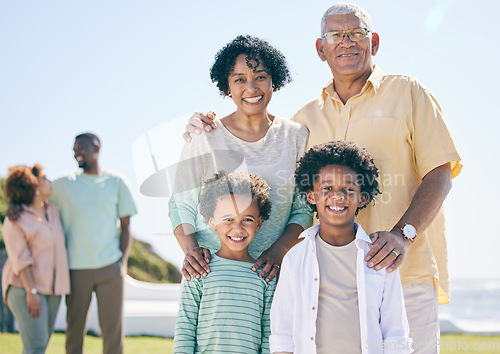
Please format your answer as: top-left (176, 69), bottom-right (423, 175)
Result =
top-left (7, 286), bottom-right (61, 354)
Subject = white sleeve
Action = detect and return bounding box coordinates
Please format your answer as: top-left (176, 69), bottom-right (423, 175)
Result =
top-left (269, 254), bottom-right (295, 353)
top-left (380, 269), bottom-right (413, 353)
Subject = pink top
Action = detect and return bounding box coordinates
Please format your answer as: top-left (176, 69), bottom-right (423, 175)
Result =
top-left (2, 203), bottom-right (70, 305)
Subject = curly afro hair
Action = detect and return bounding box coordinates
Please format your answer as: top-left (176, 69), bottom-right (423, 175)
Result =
top-left (5, 164), bottom-right (44, 221)
top-left (210, 35), bottom-right (292, 96)
top-left (199, 170), bottom-right (272, 223)
top-left (295, 141), bottom-right (380, 215)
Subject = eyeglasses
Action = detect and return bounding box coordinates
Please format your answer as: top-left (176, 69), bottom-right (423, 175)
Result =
top-left (322, 28), bottom-right (371, 45)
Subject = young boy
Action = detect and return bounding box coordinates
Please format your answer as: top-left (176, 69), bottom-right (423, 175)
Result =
top-left (174, 170), bottom-right (275, 354)
top-left (270, 141), bottom-right (413, 354)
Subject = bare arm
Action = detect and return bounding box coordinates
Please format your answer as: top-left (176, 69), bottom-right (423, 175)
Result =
top-left (183, 111), bottom-right (218, 142)
top-left (173, 224), bottom-right (211, 280)
top-left (366, 163), bottom-right (452, 272)
top-left (18, 266), bottom-right (41, 318)
top-left (119, 216), bottom-right (132, 272)
top-left (253, 223), bottom-right (304, 282)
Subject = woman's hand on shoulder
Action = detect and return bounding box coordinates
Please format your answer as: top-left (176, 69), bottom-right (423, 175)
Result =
top-left (182, 247), bottom-right (211, 280)
top-left (183, 111), bottom-right (218, 142)
top-left (252, 247), bottom-right (284, 283)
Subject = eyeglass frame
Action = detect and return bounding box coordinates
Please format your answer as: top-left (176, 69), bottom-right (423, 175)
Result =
top-left (321, 27), bottom-right (372, 45)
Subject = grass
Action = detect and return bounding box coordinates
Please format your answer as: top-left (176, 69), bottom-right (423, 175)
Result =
top-left (0, 332), bottom-right (173, 353)
top-left (0, 333), bottom-right (498, 353)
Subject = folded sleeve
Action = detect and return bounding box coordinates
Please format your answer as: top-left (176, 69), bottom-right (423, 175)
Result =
top-left (410, 81), bottom-right (462, 180)
top-left (117, 176), bottom-right (138, 218)
top-left (287, 188), bottom-right (313, 230)
top-left (287, 125), bottom-right (313, 230)
top-left (168, 134), bottom-right (214, 231)
top-left (3, 218), bottom-right (34, 275)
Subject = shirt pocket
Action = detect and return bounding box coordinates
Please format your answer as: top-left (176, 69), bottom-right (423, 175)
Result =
top-left (348, 116), bottom-right (402, 163)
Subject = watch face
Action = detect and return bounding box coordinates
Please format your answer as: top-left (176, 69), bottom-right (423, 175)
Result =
top-left (403, 224), bottom-right (417, 239)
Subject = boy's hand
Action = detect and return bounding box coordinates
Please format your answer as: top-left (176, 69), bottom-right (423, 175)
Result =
top-left (183, 111), bottom-right (218, 142)
top-left (182, 247), bottom-right (211, 280)
top-left (365, 230), bottom-right (407, 272)
top-left (252, 247), bottom-right (283, 282)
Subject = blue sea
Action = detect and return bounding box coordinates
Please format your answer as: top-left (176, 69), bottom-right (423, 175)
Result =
top-left (439, 278), bottom-right (500, 333)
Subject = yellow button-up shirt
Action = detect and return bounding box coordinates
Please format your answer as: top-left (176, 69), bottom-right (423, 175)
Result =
top-left (292, 66), bottom-right (462, 304)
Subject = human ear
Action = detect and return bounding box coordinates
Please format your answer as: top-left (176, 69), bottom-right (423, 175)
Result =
top-left (92, 143), bottom-right (101, 154)
top-left (358, 194), bottom-right (368, 207)
top-left (256, 216), bottom-right (263, 232)
top-left (208, 218), bottom-right (217, 231)
top-left (306, 190), bottom-right (317, 205)
top-left (316, 38), bottom-right (327, 61)
top-left (371, 32), bottom-right (380, 56)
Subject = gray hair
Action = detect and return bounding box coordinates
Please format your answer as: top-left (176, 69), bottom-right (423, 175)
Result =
top-left (320, 3), bottom-right (373, 35)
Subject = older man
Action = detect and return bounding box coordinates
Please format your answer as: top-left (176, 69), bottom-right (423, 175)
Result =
top-left (290, 4), bottom-right (461, 353)
top-left (184, 3), bottom-right (461, 353)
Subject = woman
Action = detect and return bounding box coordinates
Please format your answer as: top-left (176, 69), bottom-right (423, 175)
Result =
top-left (169, 35), bottom-right (312, 282)
top-left (2, 164), bottom-right (70, 353)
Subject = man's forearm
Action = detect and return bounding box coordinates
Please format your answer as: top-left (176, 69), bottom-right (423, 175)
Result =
top-left (119, 217), bottom-right (132, 261)
top-left (393, 163), bottom-right (452, 235)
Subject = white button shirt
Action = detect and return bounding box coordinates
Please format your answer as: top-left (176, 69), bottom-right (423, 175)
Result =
top-left (270, 224), bottom-right (413, 354)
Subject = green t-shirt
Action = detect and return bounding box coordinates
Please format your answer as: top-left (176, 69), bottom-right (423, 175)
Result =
top-left (51, 170), bottom-right (137, 269)
top-left (174, 254), bottom-right (276, 353)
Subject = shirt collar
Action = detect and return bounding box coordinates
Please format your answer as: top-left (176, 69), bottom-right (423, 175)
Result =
top-left (299, 223), bottom-right (320, 240)
top-left (21, 203), bottom-right (48, 217)
top-left (321, 65), bottom-right (384, 107)
top-left (299, 222), bottom-right (371, 246)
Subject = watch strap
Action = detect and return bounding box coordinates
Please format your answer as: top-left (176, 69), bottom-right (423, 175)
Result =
top-left (393, 222), bottom-right (417, 243)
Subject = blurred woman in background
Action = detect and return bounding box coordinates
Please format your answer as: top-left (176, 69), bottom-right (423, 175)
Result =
top-left (2, 164), bottom-right (69, 353)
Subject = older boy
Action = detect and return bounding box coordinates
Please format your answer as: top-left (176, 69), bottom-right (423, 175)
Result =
top-left (270, 141), bottom-right (412, 354)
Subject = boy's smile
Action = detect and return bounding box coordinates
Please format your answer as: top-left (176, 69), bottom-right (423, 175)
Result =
top-left (209, 194), bottom-right (262, 262)
top-left (307, 164), bottom-right (366, 245)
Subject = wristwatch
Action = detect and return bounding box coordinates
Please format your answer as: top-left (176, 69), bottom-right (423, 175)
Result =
top-left (30, 288), bottom-right (37, 295)
top-left (400, 223), bottom-right (417, 243)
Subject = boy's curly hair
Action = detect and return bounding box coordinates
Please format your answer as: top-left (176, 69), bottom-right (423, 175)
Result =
top-left (199, 170), bottom-right (272, 223)
top-left (295, 141), bottom-right (380, 214)
top-left (210, 35), bottom-right (292, 96)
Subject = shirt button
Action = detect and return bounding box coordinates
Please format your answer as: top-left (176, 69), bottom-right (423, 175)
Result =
top-left (311, 337), bottom-right (314, 341)
top-left (312, 307), bottom-right (316, 310)
top-left (314, 278), bottom-right (318, 281)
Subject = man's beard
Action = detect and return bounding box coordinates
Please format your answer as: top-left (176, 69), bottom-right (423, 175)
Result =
top-left (79, 160), bottom-right (87, 170)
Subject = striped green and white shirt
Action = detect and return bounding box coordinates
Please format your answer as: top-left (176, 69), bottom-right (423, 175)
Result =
top-left (174, 254), bottom-right (276, 353)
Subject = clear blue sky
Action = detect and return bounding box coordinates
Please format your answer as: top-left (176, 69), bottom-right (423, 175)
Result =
top-left (1, 0), bottom-right (498, 279)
